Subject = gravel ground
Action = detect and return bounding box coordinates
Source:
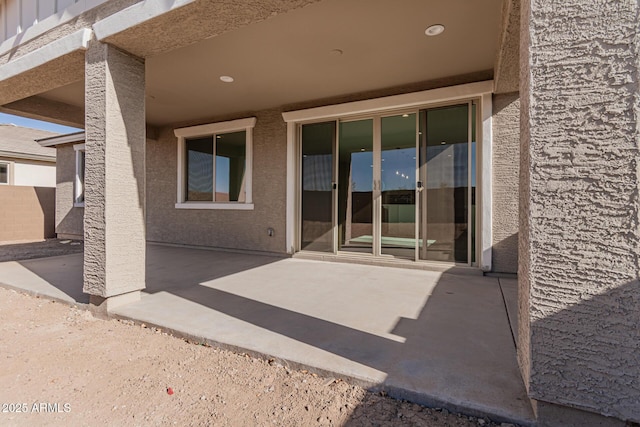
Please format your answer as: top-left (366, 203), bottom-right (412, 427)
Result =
top-left (0, 287), bottom-right (518, 427)
top-left (0, 239), bottom-right (83, 262)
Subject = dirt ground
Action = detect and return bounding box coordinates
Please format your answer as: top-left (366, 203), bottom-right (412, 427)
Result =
top-left (0, 239), bottom-right (83, 262)
top-left (0, 287), bottom-right (517, 427)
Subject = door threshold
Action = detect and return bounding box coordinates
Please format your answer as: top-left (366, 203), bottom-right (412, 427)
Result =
top-left (293, 251), bottom-right (483, 276)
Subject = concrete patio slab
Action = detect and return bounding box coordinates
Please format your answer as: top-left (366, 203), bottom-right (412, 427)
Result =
top-left (0, 244), bottom-right (534, 425)
top-left (0, 253), bottom-right (86, 304)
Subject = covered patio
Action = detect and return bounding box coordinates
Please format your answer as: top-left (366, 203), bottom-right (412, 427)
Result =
top-left (0, 243), bottom-right (533, 425)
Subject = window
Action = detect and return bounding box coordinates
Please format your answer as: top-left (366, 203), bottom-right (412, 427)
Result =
top-left (74, 144), bottom-right (85, 207)
top-left (0, 162), bottom-right (9, 185)
top-left (174, 117), bottom-right (256, 210)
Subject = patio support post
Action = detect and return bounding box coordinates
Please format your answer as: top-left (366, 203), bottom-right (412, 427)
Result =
top-left (82, 40), bottom-right (146, 311)
top-left (520, 0), bottom-right (640, 425)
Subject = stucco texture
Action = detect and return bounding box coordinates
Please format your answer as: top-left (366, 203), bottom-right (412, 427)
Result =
top-left (146, 109), bottom-right (287, 254)
top-left (101, 0), bottom-right (322, 59)
top-left (0, 0), bottom-right (141, 105)
top-left (0, 0), bottom-right (139, 65)
top-left (0, 1), bottom-right (322, 105)
top-left (520, 0), bottom-right (640, 422)
top-left (83, 41), bottom-right (146, 298)
top-left (492, 93), bottom-right (519, 274)
top-left (55, 144), bottom-right (84, 239)
top-left (494, 0), bottom-right (520, 94)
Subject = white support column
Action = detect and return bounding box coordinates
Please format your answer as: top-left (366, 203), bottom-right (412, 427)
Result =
top-left (83, 40), bottom-right (146, 310)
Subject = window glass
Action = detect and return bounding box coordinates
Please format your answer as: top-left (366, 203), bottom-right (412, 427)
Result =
top-left (0, 163), bottom-right (7, 184)
top-left (77, 151), bottom-right (85, 203)
top-left (215, 131), bottom-right (246, 202)
top-left (186, 136), bottom-right (214, 201)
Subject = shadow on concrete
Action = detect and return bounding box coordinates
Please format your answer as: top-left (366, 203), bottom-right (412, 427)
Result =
top-left (0, 239), bottom-right (83, 262)
top-left (1, 244), bottom-right (534, 425)
top-left (160, 277), bottom-right (531, 423)
top-left (134, 246), bottom-right (534, 424)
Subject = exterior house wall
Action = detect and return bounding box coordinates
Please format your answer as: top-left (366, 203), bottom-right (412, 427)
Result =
top-left (491, 93), bottom-right (519, 274)
top-left (55, 143), bottom-right (84, 239)
top-left (12, 160), bottom-right (56, 187)
top-left (0, 184), bottom-right (55, 241)
top-left (0, 156), bottom-right (56, 188)
top-left (146, 109), bottom-right (288, 254)
top-left (147, 80), bottom-right (496, 257)
top-left (520, 0), bottom-right (640, 423)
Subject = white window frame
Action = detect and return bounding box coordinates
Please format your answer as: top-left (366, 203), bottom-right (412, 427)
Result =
top-left (73, 143), bottom-right (85, 207)
top-left (0, 161), bottom-right (11, 185)
top-left (174, 117), bottom-right (256, 210)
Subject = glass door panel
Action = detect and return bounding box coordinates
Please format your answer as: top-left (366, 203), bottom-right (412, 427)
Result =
top-left (380, 113), bottom-right (417, 259)
top-left (301, 122), bottom-right (336, 252)
top-left (420, 104), bottom-right (470, 263)
top-left (338, 119), bottom-right (374, 254)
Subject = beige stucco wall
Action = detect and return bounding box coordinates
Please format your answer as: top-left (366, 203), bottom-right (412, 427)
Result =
top-left (520, 0), bottom-right (640, 423)
top-left (55, 143), bottom-right (84, 239)
top-left (491, 93), bottom-right (519, 274)
top-left (146, 109), bottom-right (287, 254)
top-left (0, 185), bottom-right (55, 242)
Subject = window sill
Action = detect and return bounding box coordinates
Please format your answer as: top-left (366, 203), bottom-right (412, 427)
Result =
top-left (73, 202), bottom-right (85, 208)
top-left (175, 202), bottom-right (254, 211)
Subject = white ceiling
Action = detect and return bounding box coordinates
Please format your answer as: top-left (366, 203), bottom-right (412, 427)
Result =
top-left (39, 0), bottom-right (502, 126)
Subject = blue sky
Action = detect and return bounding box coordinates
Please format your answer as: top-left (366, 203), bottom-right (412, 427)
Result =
top-left (0, 112), bottom-right (81, 134)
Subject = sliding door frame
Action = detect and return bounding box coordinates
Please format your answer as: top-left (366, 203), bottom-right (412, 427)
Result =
top-left (283, 81), bottom-right (493, 270)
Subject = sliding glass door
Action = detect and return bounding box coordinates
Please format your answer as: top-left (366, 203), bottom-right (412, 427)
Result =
top-left (300, 121), bottom-right (335, 252)
top-left (338, 119), bottom-right (374, 254)
top-left (380, 113), bottom-right (417, 259)
top-left (299, 101), bottom-right (476, 264)
top-left (418, 103), bottom-right (476, 263)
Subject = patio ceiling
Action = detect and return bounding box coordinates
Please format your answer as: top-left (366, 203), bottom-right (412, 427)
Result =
top-left (37, 0), bottom-right (502, 127)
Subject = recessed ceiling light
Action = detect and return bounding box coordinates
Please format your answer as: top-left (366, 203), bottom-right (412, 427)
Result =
top-left (220, 75), bottom-right (234, 83)
top-left (425, 24), bottom-right (445, 36)
top-left (402, 114), bottom-right (409, 118)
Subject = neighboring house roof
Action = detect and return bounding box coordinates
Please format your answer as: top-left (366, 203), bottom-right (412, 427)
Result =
top-left (37, 131), bottom-right (85, 147)
top-left (0, 124), bottom-right (57, 162)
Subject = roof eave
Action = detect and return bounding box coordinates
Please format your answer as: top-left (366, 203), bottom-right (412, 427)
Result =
top-left (37, 131), bottom-right (85, 147)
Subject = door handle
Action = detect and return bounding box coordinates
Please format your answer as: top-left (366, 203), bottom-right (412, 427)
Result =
top-left (417, 181), bottom-right (424, 192)
top-left (332, 182), bottom-right (337, 190)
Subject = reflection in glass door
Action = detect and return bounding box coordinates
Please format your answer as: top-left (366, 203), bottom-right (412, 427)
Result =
top-left (380, 114), bottom-right (417, 259)
top-left (338, 120), bottom-right (374, 254)
top-left (299, 102), bottom-right (476, 264)
top-left (419, 103), bottom-right (475, 263)
top-left (300, 122), bottom-right (335, 252)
